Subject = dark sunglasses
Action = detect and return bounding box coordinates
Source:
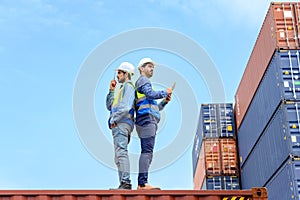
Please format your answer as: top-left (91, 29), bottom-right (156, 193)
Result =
top-left (117, 70), bottom-right (126, 75)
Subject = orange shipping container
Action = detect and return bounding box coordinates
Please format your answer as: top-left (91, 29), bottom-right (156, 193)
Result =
top-left (204, 139), bottom-right (222, 175)
top-left (194, 139), bottom-right (222, 190)
top-left (220, 139), bottom-right (238, 175)
top-left (193, 139), bottom-right (239, 190)
top-left (194, 139), bottom-right (238, 179)
top-left (235, 2), bottom-right (300, 129)
top-left (0, 189), bottom-right (268, 200)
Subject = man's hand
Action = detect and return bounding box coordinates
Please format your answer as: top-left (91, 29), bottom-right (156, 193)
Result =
top-left (165, 93), bottom-right (172, 102)
top-left (110, 80), bottom-right (117, 91)
top-left (166, 87), bottom-right (172, 95)
top-left (165, 87), bottom-right (172, 103)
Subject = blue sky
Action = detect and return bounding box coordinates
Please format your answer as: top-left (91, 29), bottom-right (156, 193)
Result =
top-left (0, 0), bottom-right (293, 190)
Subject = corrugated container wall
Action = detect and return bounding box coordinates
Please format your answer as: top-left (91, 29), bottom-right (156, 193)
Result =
top-left (0, 189), bottom-right (269, 200)
top-left (241, 102), bottom-right (300, 189)
top-left (235, 2), bottom-right (300, 130)
top-left (238, 50), bottom-right (300, 167)
top-left (266, 158), bottom-right (300, 200)
top-left (192, 103), bottom-right (235, 175)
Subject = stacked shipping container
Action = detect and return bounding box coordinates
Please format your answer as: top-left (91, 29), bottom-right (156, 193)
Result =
top-left (235, 2), bottom-right (300, 199)
top-left (239, 50), bottom-right (300, 167)
top-left (235, 2), bottom-right (300, 130)
top-left (193, 103), bottom-right (239, 190)
top-left (241, 102), bottom-right (300, 188)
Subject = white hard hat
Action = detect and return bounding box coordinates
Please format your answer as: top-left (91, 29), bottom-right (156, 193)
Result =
top-left (138, 57), bottom-right (157, 69)
top-left (116, 62), bottom-right (135, 75)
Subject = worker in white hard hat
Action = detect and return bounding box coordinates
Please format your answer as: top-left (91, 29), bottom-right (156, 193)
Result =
top-left (106, 61), bottom-right (136, 190)
top-left (135, 58), bottom-right (172, 190)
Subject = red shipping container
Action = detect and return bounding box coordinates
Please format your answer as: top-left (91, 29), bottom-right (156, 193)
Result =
top-left (0, 189), bottom-right (268, 200)
top-left (235, 2), bottom-right (300, 129)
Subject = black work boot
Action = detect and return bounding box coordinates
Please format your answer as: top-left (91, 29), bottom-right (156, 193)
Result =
top-left (110, 182), bottom-right (132, 190)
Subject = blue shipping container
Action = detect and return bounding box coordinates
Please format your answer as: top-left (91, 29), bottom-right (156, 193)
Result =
top-left (218, 104), bottom-right (235, 138)
top-left (222, 176), bottom-right (240, 190)
top-left (238, 50), bottom-right (300, 167)
top-left (202, 104), bottom-right (219, 139)
top-left (266, 158), bottom-right (300, 200)
top-left (198, 103), bottom-right (235, 141)
top-left (202, 176), bottom-right (222, 190)
top-left (241, 102), bottom-right (300, 189)
top-left (201, 176), bottom-right (240, 190)
top-left (193, 103), bottom-right (235, 176)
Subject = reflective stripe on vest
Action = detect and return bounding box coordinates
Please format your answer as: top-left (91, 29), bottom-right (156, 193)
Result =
top-left (136, 90), bottom-right (159, 115)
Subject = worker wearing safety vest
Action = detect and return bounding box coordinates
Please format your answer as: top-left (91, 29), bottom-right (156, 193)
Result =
top-left (135, 58), bottom-right (173, 190)
top-left (106, 62), bottom-right (136, 190)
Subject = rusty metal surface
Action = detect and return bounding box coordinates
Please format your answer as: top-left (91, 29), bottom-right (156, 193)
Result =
top-left (0, 188), bottom-right (268, 200)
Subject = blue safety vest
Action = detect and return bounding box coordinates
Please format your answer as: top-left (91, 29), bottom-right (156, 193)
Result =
top-left (135, 87), bottom-right (160, 124)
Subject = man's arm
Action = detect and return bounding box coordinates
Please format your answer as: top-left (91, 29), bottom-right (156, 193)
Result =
top-left (137, 76), bottom-right (168, 99)
top-left (106, 91), bottom-right (114, 111)
top-left (158, 99), bottom-right (168, 111)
